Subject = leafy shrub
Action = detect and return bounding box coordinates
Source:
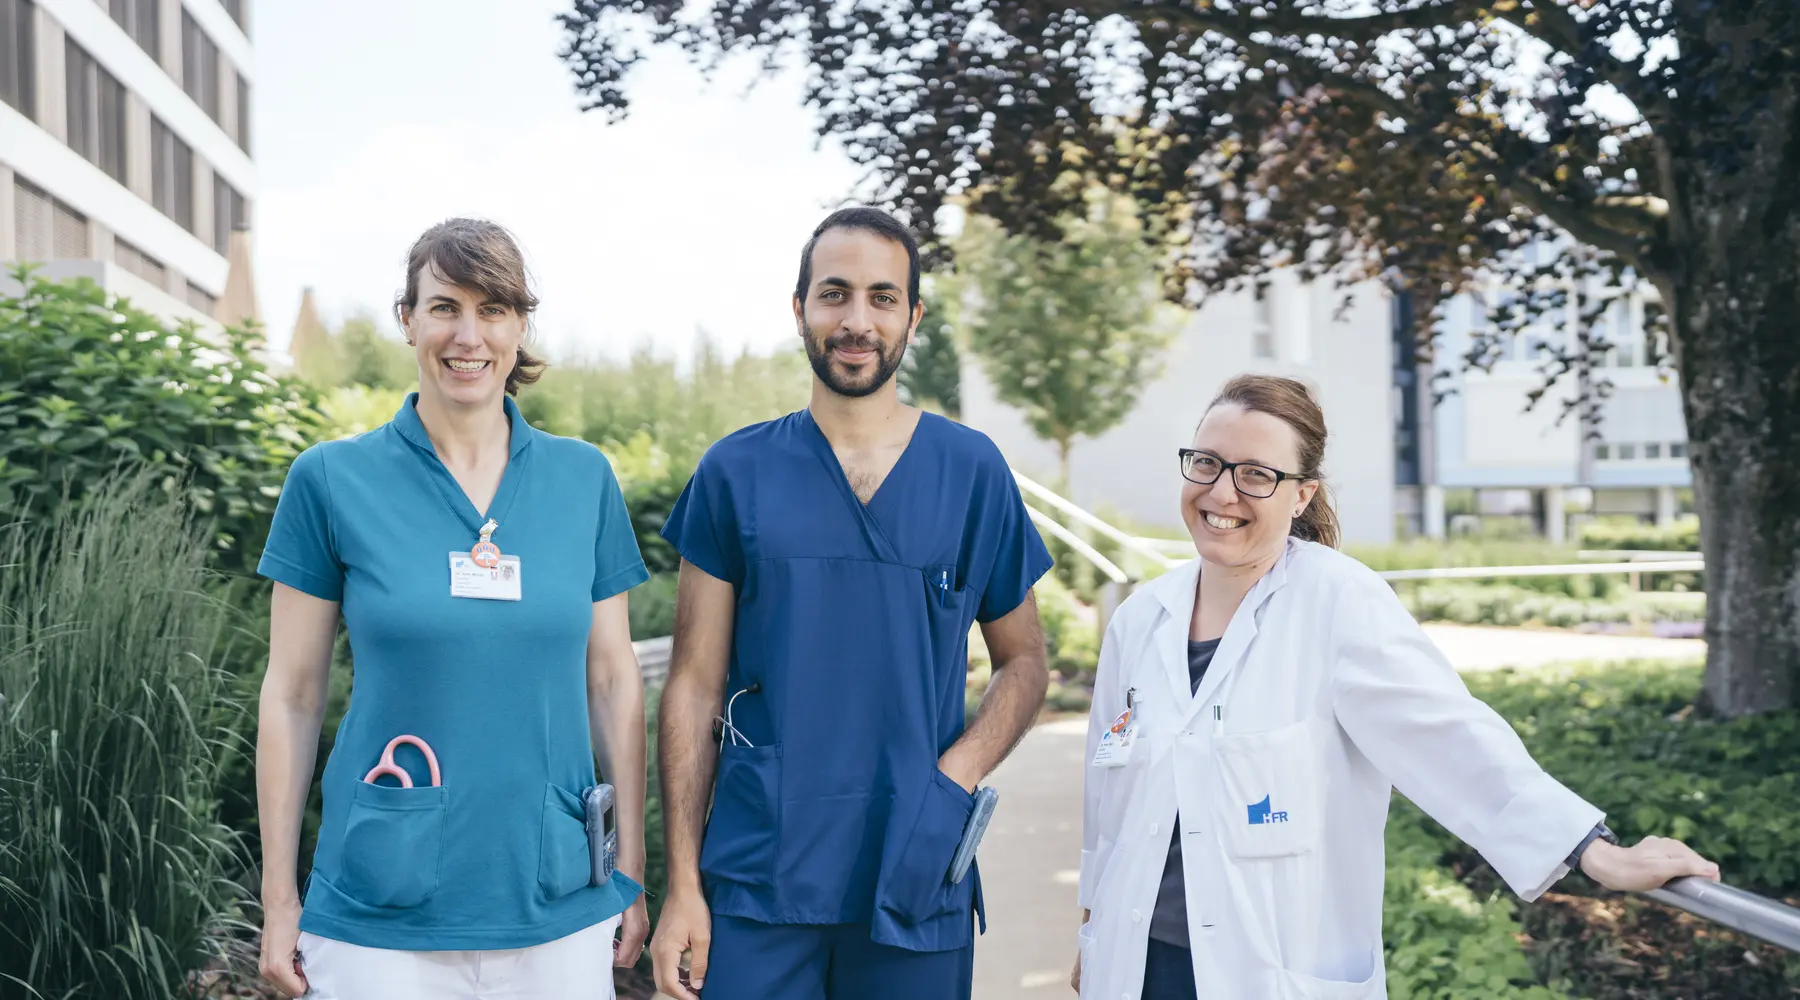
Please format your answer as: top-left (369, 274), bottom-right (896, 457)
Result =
top-left (316, 384), bottom-right (410, 440)
top-left (1383, 801), bottom-right (1569, 1000)
top-left (1579, 516), bottom-right (1700, 552)
top-left (0, 472), bottom-right (251, 998)
top-left (516, 342), bottom-right (811, 477)
top-left (1399, 583), bottom-right (1706, 630)
top-left (1392, 661), bottom-right (1800, 996)
top-left (630, 573), bottom-right (678, 641)
top-left (0, 270), bottom-right (322, 574)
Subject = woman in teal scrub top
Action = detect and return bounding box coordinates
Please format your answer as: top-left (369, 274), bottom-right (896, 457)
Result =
top-left (255, 219), bottom-right (650, 1000)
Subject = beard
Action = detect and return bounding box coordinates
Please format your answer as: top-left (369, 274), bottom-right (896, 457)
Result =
top-left (802, 318), bottom-right (908, 398)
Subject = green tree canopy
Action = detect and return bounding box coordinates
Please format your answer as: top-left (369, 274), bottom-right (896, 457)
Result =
top-left (898, 294), bottom-right (963, 420)
top-left (955, 194), bottom-right (1178, 488)
top-left (562, 0), bottom-right (1800, 716)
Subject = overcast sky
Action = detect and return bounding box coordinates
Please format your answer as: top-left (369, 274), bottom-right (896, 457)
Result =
top-left (252, 1), bottom-right (866, 365)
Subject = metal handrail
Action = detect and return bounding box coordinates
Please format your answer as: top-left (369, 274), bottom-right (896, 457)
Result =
top-left (1023, 504), bottom-right (1131, 585)
top-left (1644, 878), bottom-right (1800, 952)
top-left (1577, 549), bottom-right (1703, 562)
top-left (1011, 472), bottom-right (1183, 570)
top-left (1377, 559), bottom-right (1704, 582)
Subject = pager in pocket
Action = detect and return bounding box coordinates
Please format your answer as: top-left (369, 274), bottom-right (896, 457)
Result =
top-left (582, 783), bottom-right (618, 885)
top-left (948, 786), bottom-right (999, 884)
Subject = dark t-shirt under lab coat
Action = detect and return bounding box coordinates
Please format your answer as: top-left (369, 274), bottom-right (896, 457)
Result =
top-left (1148, 637), bottom-right (1221, 948)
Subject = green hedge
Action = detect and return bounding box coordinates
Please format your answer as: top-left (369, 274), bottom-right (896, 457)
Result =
top-left (0, 270), bottom-right (320, 575)
top-left (1383, 801), bottom-right (1567, 1000)
top-left (1579, 516), bottom-right (1700, 552)
top-left (1399, 584), bottom-right (1705, 630)
top-left (1389, 661), bottom-right (1800, 998)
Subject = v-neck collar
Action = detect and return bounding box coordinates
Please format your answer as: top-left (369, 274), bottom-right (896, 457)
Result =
top-left (797, 407), bottom-right (930, 566)
top-left (393, 391), bottom-right (535, 538)
top-left (798, 405), bottom-right (927, 511)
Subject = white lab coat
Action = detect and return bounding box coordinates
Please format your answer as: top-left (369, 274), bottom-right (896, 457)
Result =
top-left (1077, 539), bottom-right (1602, 1000)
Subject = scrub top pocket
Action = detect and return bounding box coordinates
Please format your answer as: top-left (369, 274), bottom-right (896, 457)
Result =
top-left (537, 783), bottom-right (595, 900)
top-left (337, 781), bottom-right (448, 909)
top-left (700, 743), bottom-right (783, 888)
top-left (876, 767), bottom-right (976, 926)
top-left (1212, 717), bottom-right (1325, 860)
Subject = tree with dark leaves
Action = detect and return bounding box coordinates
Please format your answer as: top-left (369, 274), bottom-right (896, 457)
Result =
top-left (558, 1), bottom-right (1800, 717)
top-left (898, 300), bottom-right (963, 421)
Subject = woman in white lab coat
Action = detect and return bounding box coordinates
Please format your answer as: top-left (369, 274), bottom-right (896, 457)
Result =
top-left (1071, 374), bottom-right (1718, 1000)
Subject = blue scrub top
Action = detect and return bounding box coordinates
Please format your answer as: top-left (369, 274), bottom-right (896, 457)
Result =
top-left (661, 409), bottom-right (1053, 953)
top-left (258, 393), bottom-right (648, 951)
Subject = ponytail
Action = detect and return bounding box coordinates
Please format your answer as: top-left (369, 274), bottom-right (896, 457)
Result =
top-left (1291, 482), bottom-right (1341, 549)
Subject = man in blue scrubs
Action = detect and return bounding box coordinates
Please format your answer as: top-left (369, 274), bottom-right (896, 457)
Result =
top-left (649, 207), bottom-right (1054, 1000)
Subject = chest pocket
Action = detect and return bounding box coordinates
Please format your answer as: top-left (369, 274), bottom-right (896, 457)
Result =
top-left (1211, 717), bottom-right (1325, 859)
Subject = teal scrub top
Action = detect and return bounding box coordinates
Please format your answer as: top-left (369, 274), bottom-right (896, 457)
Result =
top-left (258, 393), bottom-right (648, 951)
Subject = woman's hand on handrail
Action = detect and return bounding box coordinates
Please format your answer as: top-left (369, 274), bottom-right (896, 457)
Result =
top-left (1582, 835), bottom-right (1721, 892)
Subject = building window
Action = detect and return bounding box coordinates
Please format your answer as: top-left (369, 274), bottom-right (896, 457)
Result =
top-left (65, 39), bottom-right (130, 184)
top-left (115, 237), bottom-right (167, 286)
top-left (0, 0), bottom-right (33, 116)
top-left (151, 116), bottom-right (194, 232)
top-left (107, 0), bottom-right (159, 60)
top-left (54, 197), bottom-right (90, 259)
top-left (1595, 443), bottom-right (1611, 462)
top-left (235, 72), bottom-right (250, 152)
top-left (1618, 442), bottom-right (1638, 461)
top-left (1671, 441), bottom-right (1688, 459)
top-left (212, 174), bottom-right (244, 253)
top-left (1252, 293), bottom-right (1275, 360)
top-left (1646, 442), bottom-right (1662, 460)
top-left (181, 8), bottom-right (220, 123)
top-left (186, 281), bottom-right (216, 314)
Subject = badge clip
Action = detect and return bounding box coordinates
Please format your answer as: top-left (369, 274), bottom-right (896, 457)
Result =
top-left (471, 518), bottom-right (502, 569)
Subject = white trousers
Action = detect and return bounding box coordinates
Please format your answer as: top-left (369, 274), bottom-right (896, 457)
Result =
top-left (296, 916), bottom-right (621, 1000)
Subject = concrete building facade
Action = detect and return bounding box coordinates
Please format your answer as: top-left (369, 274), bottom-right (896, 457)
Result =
top-left (961, 271), bottom-right (1401, 546)
top-left (1403, 281), bottom-right (1692, 542)
top-left (0, 0), bottom-right (252, 325)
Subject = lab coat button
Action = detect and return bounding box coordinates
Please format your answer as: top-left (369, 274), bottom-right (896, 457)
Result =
top-left (1132, 909), bottom-right (1143, 923)
top-left (1150, 823), bottom-right (1158, 835)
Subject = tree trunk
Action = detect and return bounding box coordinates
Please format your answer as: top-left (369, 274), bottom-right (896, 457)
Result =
top-left (1660, 18), bottom-right (1800, 714)
top-left (1057, 438), bottom-right (1073, 497)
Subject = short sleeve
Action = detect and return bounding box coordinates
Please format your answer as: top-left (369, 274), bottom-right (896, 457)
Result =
top-left (976, 462), bottom-right (1054, 623)
top-left (257, 445), bottom-right (345, 601)
top-left (659, 456), bottom-right (745, 587)
top-left (593, 455), bottom-right (651, 602)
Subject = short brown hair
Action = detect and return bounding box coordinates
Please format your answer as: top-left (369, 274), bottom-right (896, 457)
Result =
top-left (1204, 374), bottom-right (1341, 548)
top-left (394, 218), bottom-right (547, 396)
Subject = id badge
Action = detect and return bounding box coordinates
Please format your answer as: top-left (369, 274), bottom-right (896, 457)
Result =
top-left (448, 552), bottom-right (522, 601)
top-left (1091, 706), bottom-right (1139, 768)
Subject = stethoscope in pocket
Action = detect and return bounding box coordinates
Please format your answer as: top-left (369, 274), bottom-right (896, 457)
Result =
top-left (713, 682), bottom-right (761, 749)
top-left (362, 735), bottom-right (442, 787)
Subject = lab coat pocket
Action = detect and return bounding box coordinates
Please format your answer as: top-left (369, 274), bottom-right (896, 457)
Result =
top-left (537, 783), bottom-right (594, 900)
top-left (1279, 947), bottom-right (1384, 999)
top-left (337, 781), bottom-right (447, 908)
top-left (700, 743), bottom-right (782, 887)
top-left (878, 768), bottom-right (976, 924)
top-left (1212, 717), bottom-right (1324, 860)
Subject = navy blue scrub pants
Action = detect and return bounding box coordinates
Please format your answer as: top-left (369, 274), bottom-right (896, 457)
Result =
top-left (1140, 939), bottom-right (1199, 1000)
top-left (700, 914), bottom-right (973, 1000)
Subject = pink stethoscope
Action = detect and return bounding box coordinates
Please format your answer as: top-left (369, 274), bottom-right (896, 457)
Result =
top-left (362, 735), bottom-right (442, 788)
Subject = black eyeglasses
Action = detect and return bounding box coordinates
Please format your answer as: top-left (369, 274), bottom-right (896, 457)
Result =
top-left (1178, 448), bottom-right (1308, 499)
